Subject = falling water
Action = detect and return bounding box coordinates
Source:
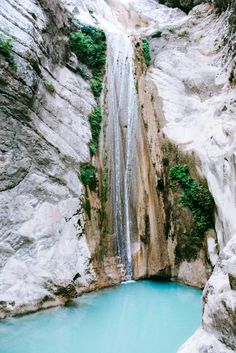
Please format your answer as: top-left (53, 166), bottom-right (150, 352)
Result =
top-left (105, 31), bottom-right (140, 279)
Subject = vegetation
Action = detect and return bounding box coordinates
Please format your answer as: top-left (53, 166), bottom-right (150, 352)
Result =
top-left (88, 105), bottom-right (102, 155)
top-left (142, 39), bottom-right (151, 66)
top-left (176, 29), bottom-right (188, 38)
top-left (69, 26), bottom-right (106, 71)
top-left (0, 36), bottom-right (17, 71)
top-left (79, 163), bottom-right (96, 188)
top-left (170, 164), bottom-right (215, 262)
top-left (170, 164), bottom-right (214, 233)
top-left (0, 106), bottom-right (11, 115)
top-left (69, 25), bottom-right (106, 98)
top-left (43, 80), bottom-right (56, 94)
top-left (80, 196), bottom-right (91, 219)
top-left (90, 70), bottom-right (103, 97)
top-left (152, 30), bottom-right (162, 38)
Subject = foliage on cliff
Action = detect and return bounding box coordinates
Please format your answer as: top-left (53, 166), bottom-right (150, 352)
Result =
top-left (170, 164), bottom-right (215, 233)
top-left (170, 164), bottom-right (215, 262)
top-left (79, 163), bottom-right (96, 189)
top-left (70, 26), bottom-right (106, 70)
top-left (88, 105), bottom-right (102, 155)
top-left (142, 39), bottom-right (151, 66)
top-left (0, 36), bottom-right (17, 71)
top-left (70, 25), bottom-right (106, 97)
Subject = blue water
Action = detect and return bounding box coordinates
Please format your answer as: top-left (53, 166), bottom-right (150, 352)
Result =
top-left (0, 280), bottom-right (201, 353)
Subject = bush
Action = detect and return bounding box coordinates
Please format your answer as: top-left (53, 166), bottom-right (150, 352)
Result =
top-left (88, 141), bottom-right (97, 155)
top-left (142, 39), bottom-right (151, 66)
top-left (70, 26), bottom-right (106, 97)
top-left (88, 105), bottom-right (102, 155)
top-left (0, 36), bottom-right (17, 71)
top-left (79, 163), bottom-right (96, 188)
top-left (69, 26), bottom-right (107, 71)
top-left (43, 80), bottom-right (56, 94)
top-left (170, 164), bottom-right (215, 263)
top-left (90, 75), bottom-right (103, 97)
top-left (170, 164), bottom-right (215, 233)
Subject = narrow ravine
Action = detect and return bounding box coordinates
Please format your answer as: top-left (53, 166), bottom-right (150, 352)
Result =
top-left (0, 0), bottom-right (235, 352)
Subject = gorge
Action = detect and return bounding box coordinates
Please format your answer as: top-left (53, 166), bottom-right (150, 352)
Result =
top-left (0, 0), bottom-right (236, 352)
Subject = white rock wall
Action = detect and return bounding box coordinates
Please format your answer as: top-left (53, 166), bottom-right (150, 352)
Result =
top-left (0, 0), bottom-right (97, 317)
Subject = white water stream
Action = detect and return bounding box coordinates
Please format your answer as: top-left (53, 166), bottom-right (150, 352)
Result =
top-left (105, 31), bottom-right (141, 279)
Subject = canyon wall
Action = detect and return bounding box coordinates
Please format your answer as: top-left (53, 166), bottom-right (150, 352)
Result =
top-left (0, 0), bottom-right (170, 318)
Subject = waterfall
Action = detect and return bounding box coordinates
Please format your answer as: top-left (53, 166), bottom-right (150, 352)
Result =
top-left (105, 31), bottom-right (140, 280)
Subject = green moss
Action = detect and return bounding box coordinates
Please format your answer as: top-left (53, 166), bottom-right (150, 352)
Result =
top-left (142, 39), bottom-right (151, 66)
top-left (170, 164), bottom-right (214, 233)
top-left (79, 163), bottom-right (96, 188)
top-left (88, 105), bottom-right (102, 155)
top-left (43, 80), bottom-right (56, 94)
top-left (0, 106), bottom-right (11, 115)
top-left (176, 29), bottom-right (188, 37)
top-left (0, 36), bottom-right (17, 71)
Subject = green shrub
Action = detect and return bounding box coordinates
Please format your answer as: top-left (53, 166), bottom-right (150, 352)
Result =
top-left (69, 26), bottom-right (107, 71)
top-left (79, 163), bottom-right (96, 188)
top-left (152, 30), bottom-right (162, 38)
top-left (170, 164), bottom-right (215, 263)
top-left (43, 80), bottom-right (56, 94)
top-left (70, 25), bottom-right (106, 97)
top-left (0, 36), bottom-right (17, 71)
top-left (142, 39), bottom-right (151, 66)
top-left (170, 164), bottom-right (215, 234)
top-left (90, 75), bottom-right (103, 97)
top-left (89, 141), bottom-right (97, 155)
top-left (88, 105), bottom-right (102, 155)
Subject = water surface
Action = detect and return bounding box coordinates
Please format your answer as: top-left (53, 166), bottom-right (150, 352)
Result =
top-left (0, 280), bottom-right (201, 353)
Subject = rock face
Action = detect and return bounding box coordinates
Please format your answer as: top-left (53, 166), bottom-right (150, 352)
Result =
top-left (179, 235), bottom-right (236, 353)
top-left (122, 0), bottom-right (236, 351)
top-left (0, 0), bottom-right (170, 317)
top-left (0, 0), bottom-right (101, 317)
top-left (158, 0), bottom-right (203, 13)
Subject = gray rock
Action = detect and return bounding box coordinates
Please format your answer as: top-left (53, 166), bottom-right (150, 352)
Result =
top-left (0, 0), bottom-right (97, 317)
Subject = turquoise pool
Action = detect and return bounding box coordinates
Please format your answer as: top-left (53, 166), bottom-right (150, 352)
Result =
top-left (0, 280), bottom-right (202, 353)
